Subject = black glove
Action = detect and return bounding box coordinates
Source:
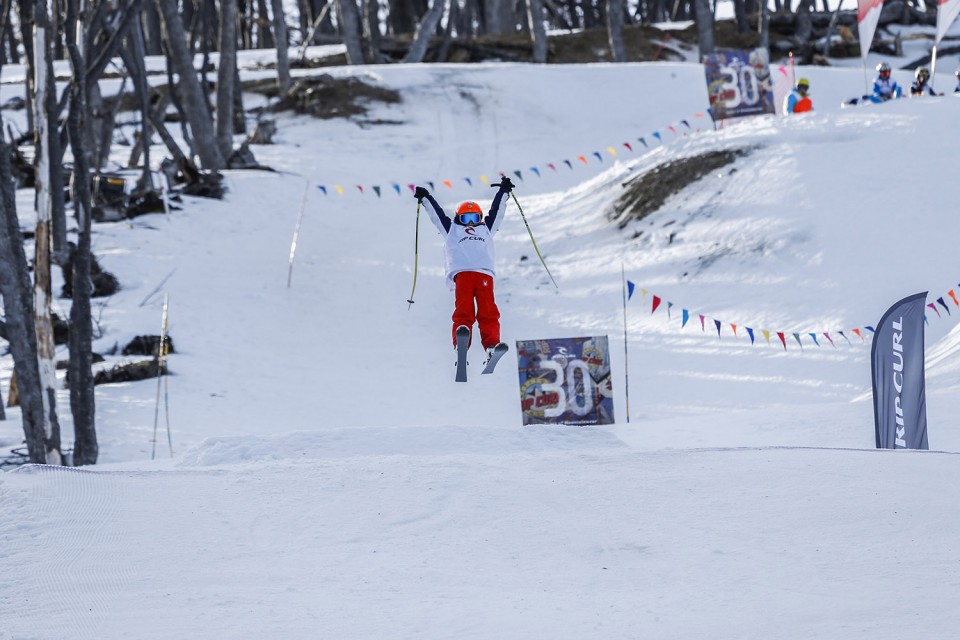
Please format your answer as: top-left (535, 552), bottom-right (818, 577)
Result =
top-left (413, 186), bottom-right (430, 203)
top-left (494, 177), bottom-right (515, 192)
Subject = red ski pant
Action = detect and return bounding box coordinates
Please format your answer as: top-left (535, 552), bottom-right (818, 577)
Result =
top-left (452, 271), bottom-right (501, 349)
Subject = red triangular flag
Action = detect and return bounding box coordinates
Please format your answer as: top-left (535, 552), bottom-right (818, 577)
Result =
top-left (652, 296), bottom-right (661, 314)
top-left (777, 332), bottom-right (786, 350)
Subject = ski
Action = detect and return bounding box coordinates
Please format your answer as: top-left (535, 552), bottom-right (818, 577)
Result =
top-left (455, 325), bottom-right (470, 382)
top-left (481, 342), bottom-right (508, 375)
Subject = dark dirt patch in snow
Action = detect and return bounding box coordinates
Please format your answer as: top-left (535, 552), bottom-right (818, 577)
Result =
top-left (609, 148), bottom-right (752, 229)
top-left (247, 74), bottom-right (401, 122)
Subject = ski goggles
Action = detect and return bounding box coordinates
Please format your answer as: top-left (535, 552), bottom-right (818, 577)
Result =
top-left (458, 212), bottom-right (481, 225)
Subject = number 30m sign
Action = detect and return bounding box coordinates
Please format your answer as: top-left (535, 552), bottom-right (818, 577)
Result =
top-left (704, 48), bottom-right (776, 121)
top-left (515, 336), bottom-right (615, 426)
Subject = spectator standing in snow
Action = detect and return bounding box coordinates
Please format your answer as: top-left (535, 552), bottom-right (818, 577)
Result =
top-left (910, 67), bottom-right (940, 97)
top-left (414, 178), bottom-right (513, 363)
top-left (871, 62), bottom-right (902, 103)
top-left (784, 78), bottom-right (813, 114)
top-left (955, 68), bottom-right (960, 93)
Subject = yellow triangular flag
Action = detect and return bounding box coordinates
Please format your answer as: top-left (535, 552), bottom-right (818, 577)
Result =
top-left (762, 330), bottom-right (771, 344)
top-left (334, 185), bottom-right (344, 196)
top-left (479, 175), bottom-right (490, 184)
top-left (607, 146), bottom-right (617, 157)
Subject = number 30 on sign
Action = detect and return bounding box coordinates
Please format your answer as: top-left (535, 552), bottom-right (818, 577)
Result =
top-left (515, 336), bottom-right (615, 426)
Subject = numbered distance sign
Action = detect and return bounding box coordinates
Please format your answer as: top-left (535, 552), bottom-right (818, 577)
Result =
top-left (704, 48), bottom-right (775, 121)
top-left (515, 336), bottom-right (615, 426)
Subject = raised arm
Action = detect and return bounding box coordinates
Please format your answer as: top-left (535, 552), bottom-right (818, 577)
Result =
top-left (415, 186), bottom-right (451, 234)
top-left (486, 177), bottom-right (514, 234)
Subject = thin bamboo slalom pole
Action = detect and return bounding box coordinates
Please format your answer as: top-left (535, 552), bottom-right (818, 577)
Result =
top-left (151, 293), bottom-right (170, 460)
top-left (287, 180), bottom-right (310, 289)
top-left (621, 264), bottom-right (631, 423)
top-left (407, 201), bottom-right (421, 309)
top-left (510, 192), bottom-right (558, 289)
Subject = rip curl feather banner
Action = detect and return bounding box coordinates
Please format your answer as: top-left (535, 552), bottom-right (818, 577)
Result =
top-left (624, 280), bottom-right (960, 352)
top-left (315, 113), bottom-right (707, 197)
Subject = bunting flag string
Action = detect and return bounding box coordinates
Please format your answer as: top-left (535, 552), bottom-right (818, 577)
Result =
top-left (623, 279), bottom-right (960, 353)
top-left (314, 112), bottom-right (707, 198)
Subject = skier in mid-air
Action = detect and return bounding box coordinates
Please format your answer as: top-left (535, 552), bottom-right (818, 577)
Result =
top-left (414, 177), bottom-right (514, 380)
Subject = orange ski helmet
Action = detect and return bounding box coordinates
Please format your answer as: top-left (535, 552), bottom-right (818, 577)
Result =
top-left (456, 201), bottom-right (483, 216)
top-left (456, 201), bottom-right (483, 225)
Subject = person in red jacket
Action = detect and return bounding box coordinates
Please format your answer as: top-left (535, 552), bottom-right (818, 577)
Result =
top-left (414, 177), bottom-right (513, 363)
top-left (784, 78), bottom-right (813, 114)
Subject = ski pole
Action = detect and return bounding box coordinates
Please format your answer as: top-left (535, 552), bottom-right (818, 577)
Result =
top-left (287, 180), bottom-right (310, 289)
top-left (406, 201), bottom-right (421, 309)
top-left (508, 191), bottom-right (558, 289)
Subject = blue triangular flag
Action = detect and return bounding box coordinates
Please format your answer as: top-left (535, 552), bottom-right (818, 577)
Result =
top-left (318, 185), bottom-right (327, 195)
top-left (746, 327), bottom-right (755, 344)
top-left (593, 152), bottom-right (602, 163)
top-left (638, 137), bottom-right (648, 148)
top-left (627, 280), bottom-right (636, 300)
top-left (463, 177), bottom-right (473, 187)
top-left (682, 309), bottom-right (689, 328)
top-left (809, 333), bottom-right (820, 347)
top-left (937, 297), bottom-right (951, 315)
top-left (392, 183), bottom-right (401, 195)
top-left (714, 319), bottom-right (721, 338)
top-left (563, 160), bottom-right (572, 169)
top-left (530, 167), bottom-right (541, 177)
top-left (653, 132), bottom-right (662, 142)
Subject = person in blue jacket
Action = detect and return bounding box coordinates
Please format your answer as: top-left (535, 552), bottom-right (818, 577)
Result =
top-left (871, 62), bottom-right (902, 103)
top-left (783, 78), bottom-right (813, 114)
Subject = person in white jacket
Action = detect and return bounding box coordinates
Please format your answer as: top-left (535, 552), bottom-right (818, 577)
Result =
top-left (414, 177), bottom-right (513, 361)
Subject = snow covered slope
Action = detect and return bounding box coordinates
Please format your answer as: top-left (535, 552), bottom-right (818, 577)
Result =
top-left (2, 61), bottom-right (960, 638)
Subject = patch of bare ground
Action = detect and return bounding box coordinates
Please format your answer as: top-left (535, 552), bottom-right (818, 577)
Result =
top-left (609, 148), bottom-right (752, 229)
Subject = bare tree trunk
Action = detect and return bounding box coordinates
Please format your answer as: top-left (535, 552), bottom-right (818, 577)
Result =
top-left (217, 0), bottom-right (238, 160)
top-left (155, 0), bottom-right (225, 170)
top-left (232, 63), bottom-right (245, 134)
top-left (17, 0), bottom-right (34, 132)
top-left (32, 0), bottom-right (62, 465)
top-left (65, 0), bottom-right (96, 466)
top-left (794, 0), bottom-right (813, 43)
top-left (485, 0), bottom-right (514, 34)
top-left (124, 21), bottom-right (153, 192)
top-left (270, 0), bottom-right (291, 93)
top-left (142, 0), bottom-right (163, 54)
top-left (361, 0), bottom-right (382, 63)
top-left (694, 0), bottom-right (714, 60)
top-left (759, 0), bottom-right (769, 50)
top-left (606, 0), bottom-right (626, 62)
top-left (0, 138), bottom-right (48, 463)
top-left (337, 0), bottom-right (366, 64)
top-left (403, 0), bottom-right (444, 63)
top-left (527, 0), bottom-right (548, 62)
top-left (256, 0), bottom-right (273, 47)
top-left (733, 0), bottom-right (748, 32)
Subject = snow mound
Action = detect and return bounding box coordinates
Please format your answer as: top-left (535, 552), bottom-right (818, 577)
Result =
top-left (176, 425), bottom-right (628, 466)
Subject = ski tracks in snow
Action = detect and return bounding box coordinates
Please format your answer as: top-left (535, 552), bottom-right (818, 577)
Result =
top-left (0, 465), bottom-right (130, 639)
